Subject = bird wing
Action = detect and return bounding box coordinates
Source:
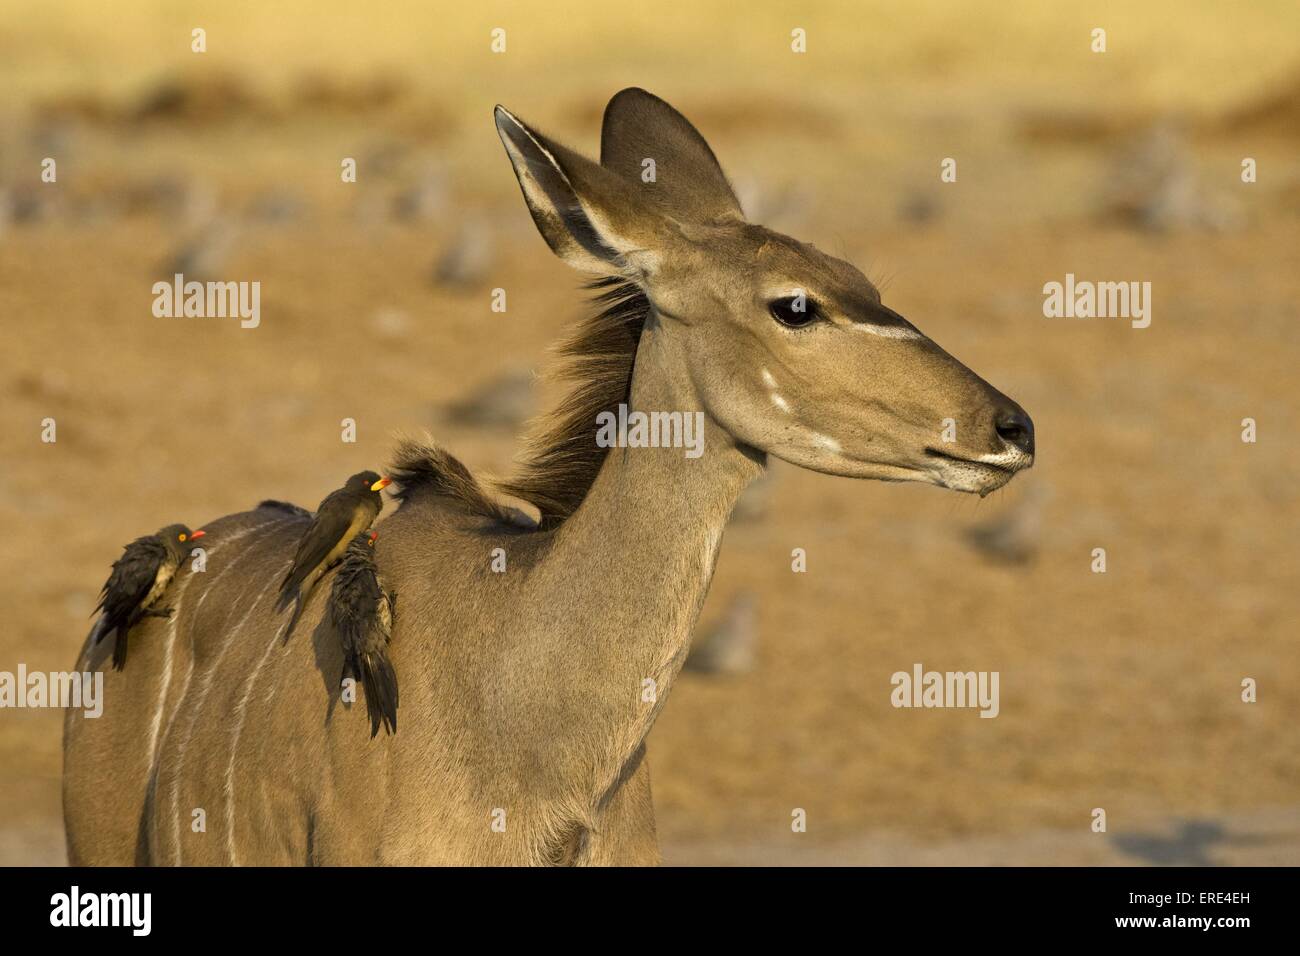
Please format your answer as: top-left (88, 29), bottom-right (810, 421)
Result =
top-left (280, 489), bottom-right (358, 596)
top-left (95, 536), bottom-right (168, 626)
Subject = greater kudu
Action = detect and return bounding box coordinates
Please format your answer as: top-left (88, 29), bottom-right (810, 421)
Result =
top-left (63, 88), bottom-right (1033, 865)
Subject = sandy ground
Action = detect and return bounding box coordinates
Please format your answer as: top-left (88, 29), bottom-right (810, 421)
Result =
top-left (661, 807), bottom-right (1300, 867)
top-left (1, 1), bottom-right (1298, 864)
top-left (9, 807), bottom-right (1300, 867)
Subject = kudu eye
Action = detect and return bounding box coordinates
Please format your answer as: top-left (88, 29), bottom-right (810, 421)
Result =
top-left (768, 296), bottom-right (820, 329)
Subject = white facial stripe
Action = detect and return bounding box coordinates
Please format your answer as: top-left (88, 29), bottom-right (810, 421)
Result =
top-left (810, 432), bottom-right (842, 453)
top-left (848, 322), bottom-right (923, 340)
top-left (760, 368), bottom-right (791, 413)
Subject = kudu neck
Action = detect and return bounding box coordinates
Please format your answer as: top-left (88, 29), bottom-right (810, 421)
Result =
top-left (548, 322), bottom-right (762, 802)
top-left (561, 321), bottom-right (762, 554)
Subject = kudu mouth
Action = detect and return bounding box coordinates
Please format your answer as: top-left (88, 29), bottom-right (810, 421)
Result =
top-left (914, 383), bottom-right (1036, 496)
top-left (925, 447), bottom-right (1020, 472)
top-left (921, 403), bottom-right (1035, 497)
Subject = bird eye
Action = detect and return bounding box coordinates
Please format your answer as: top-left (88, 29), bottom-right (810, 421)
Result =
top-left (769, 296), bottom-right (820, 329)
top-left (178, 533), bottom-right (186, 541)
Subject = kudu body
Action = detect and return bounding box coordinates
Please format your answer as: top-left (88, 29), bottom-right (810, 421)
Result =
top-left (63, 89), bottom-right (1033, 865)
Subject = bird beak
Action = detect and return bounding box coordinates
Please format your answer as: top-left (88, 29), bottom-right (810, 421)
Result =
top-left (190, 530), bottom-right (206, 540)
top-left (370, 477), bottom-right (392, 491)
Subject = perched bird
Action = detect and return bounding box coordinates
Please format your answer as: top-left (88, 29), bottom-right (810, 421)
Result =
top-left (89, 524), bottom-right (206, 670)
top-left (276, 471), bottom-right (390, 638)
top-left (328, 530), bottom-right (399, 737)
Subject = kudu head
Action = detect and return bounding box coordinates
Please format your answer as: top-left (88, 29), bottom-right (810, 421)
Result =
top-left (495, 88), bottom-right (1033, 496)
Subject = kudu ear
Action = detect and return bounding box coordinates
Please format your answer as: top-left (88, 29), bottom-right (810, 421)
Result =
top-left (494, 105), bottom-right (665, 277)
top-left (600, 87), bottom-right (745, 223)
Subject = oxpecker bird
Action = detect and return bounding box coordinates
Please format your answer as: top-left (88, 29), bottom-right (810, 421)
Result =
top-left (277, 470), bottom-right (390, 637)
top-left (89, 524), bottom-right (206, 670)
top-left (328, 530), bottom-right (399, 737)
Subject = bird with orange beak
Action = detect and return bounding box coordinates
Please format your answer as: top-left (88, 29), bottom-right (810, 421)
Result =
top-left (277, 471), bottom-right (391, 638)
top-left (89, 523), bottom-right (206, 670)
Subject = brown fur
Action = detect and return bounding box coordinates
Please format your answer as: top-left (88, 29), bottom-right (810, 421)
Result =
top-left (388, 436), bottom-right (518, 522)
top-left (387, 275), bottom-right (648, 533)
top-left (497, 278), bottom-right (647, 528)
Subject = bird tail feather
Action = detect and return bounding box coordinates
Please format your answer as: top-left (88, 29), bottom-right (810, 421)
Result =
top-left (111, 631), bottom-right (128, 671)
top-left (276, 575), bottom-right (299, 612)
top-left (281, 591), bottom-right (306, 642)
top-left (358, 650), bottom-right (399, 738)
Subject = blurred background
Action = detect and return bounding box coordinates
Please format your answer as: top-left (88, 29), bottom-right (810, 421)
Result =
top-left (1, 0), bottom-right (1297, 865)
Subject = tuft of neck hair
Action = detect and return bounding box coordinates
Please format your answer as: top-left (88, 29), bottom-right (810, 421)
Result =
top-left (391, 277), bottom-right (648, 533)
top-left (497, 277), bottom-right (648, 529)
top-left (388, 437), bottom-right (539, 530)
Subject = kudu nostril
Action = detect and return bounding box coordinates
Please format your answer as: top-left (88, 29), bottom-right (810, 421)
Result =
top-left (995, 407), bottom-right (1035, 456)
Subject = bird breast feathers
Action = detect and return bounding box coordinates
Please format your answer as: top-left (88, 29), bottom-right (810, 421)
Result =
top-left (141, 562), bottom-right (176, 610)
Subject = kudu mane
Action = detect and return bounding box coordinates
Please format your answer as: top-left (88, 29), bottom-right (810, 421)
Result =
top-left (393, 277), bottom-right (649, 530)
